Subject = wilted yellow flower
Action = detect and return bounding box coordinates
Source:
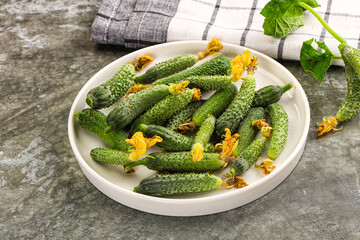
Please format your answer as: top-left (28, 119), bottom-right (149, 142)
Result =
top-left (220, 128), bottom-right (240, 159)
top-left (191, 143), bottom-right (204, 162)
top-left (126, 132), bottom-right (162, 161)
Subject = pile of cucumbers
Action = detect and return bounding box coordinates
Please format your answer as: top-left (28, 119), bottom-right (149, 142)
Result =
top-left (75, 42), bottom-right (291, 197)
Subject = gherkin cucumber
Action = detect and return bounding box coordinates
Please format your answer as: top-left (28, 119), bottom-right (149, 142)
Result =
top-left (191, 84), bottom-right (237, 127)
top-left (125, 152), bottom-right (224, 173)
top-left (317, 43), bottom-right (360, 136)
top-left (336, 46), bottom-right (360, 122)
top-left (230, 136), bottom-right (267, 176)
top-left (135, 54), bottom-right (199, 84)
top-left (86, 64), bottom-right (136, 109)
top-left (130, 88), bottom-right (197, 134)
top-left (107, 84), bottom-right (172, 130)
top-left (232, 107), bottom-right (266, 157)
top-left (153, 56), bottom-right (232, 86)
top-left (165, 100), bottom-right (204, 131)
top-left (185, 75), bottom-right (233, 91)
top-left (252, 84), bottom-right (292, 107)
top-left (267, 103), bottom-right (289, 159)
top-left (133, 173), bottom-right (223, 196)
top-left (215, 74), bottom-right (256, 138)
top-left (74, 109), bottom-right (130, 151)
top-left (191, 115), bottom-right (216, 161)
top-left (139, 124), bottom-right (194, 151)
top-left (90, 148), bottom-right (131, 165)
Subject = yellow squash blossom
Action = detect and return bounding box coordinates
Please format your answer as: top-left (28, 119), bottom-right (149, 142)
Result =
top-left (220, 128), bottom-right (240, 160)
top-left (197, 38), bottom-right (223, 60)
top-left (125, 132), bottom-right (162, 161)
top-left (191, 143), bottom-right (204, 162)
top-left (129, 55), bottom-right (154, 71)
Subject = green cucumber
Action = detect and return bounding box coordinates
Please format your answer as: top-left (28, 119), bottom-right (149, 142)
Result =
top-left (336, 45), bottom-right (360, 122)
top-left (133, 173), bottom-right (223, 196)
top-left (90, 148), bottom-right (131, 165)
top-left (152, 56), bottom-right (232, 85)
top-left (193, 84), bottom-right (237, 126)
top-left (125, 152), bottom-right (224, 173)
top-left (180, 84), bottom-right (237, 131)
top-left (232, 107), bottom-right (266, 157)
top-left (86, 64), bottom-right (136, 109)
top-left (139, 124), bottom-right (194, 151)
top-left (215, 74), bottom-right (256, 138)
top-left (194, 115), bottom-right (216, 146)
top-left (106, 84), bottom-right (172, 130)
top-left (252, 84), bottom-right (292, 107)
top-left (165, 100), bottom-right (204, 131)
top-left (135, 54), bottom-right (199, 84)
top-left (185, 75), bottom-right (233, 91)
top-left (191, 115), bottom-right (216, 161)
top-left (317, 43), bottom-right (360, 136)
top-left (134, 39), bottom-right (223, 83)
top-left (230, 136), bottom-right (267, 176)
top-left (74, 109), bottom-right (130, 151)
top-left (130, 88), bottom-right (197, 134)
top-left (267, 103), bottom-right (289, 159)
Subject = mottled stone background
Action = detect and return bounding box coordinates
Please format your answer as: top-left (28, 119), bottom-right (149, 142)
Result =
top-left (0, 0), bottom-right (359, 239)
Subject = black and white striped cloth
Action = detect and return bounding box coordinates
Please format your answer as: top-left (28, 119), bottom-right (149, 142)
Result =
top-left (91, 0), bottom-right (360, 64)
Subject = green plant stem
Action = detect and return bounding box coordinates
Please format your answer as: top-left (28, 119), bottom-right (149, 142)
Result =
top-left (298, 2), bottom-right (346, 44)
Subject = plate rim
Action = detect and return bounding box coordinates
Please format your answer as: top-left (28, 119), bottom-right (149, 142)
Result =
top-left (68, 40), bottom-right (310, 215)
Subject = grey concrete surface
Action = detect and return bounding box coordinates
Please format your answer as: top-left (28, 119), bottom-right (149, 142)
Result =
top-left (0, 1), bottom-right (359, 239)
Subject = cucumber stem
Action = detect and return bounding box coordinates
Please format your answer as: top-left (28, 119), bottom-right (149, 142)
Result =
top-left (254, 158), bottom-right (276, 175)
top-left (138, 124), bottom-right (150, 133)
top-left (297, 2), bottom-right (346, 44)
top-left (74, 111), bottom-right (80, 119)
top-left (281, 83), bottom-right (293, 94)
top-left (124, 158), bottom-right (149, 172)
top-left (134, 75), bottom-right (145, 84)
top-left (86, 95), bottom-right (94, 107)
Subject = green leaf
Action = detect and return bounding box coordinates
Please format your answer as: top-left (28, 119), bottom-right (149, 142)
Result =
top-left (261, 0), bottom-right (320, 38)
top-left (300, 38), bottom-right (334, 83)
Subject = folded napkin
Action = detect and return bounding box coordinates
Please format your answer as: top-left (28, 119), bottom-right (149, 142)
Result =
top-left (91, 0), bottom-right (360, 64)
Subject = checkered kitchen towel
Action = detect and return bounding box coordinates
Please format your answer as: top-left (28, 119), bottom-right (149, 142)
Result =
top-left (91, 0), bottom-right (360, 64)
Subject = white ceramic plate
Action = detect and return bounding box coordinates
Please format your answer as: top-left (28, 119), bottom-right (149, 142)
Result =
top-left (68, 41), bottom-right (310, 216)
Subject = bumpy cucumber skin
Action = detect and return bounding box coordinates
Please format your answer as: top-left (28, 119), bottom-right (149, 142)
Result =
top-left (135, 54), bottom-right (199, 84)
top-left (139, 124), bottom-right (194, 151)
top-left (134, 173), bottom-right (223, 196)
top-left (194, 115), bottom-right (216, 147)
top-left (192, 83), bottom-right (237, 126)
top-left (215, 74), bottom-right (256, 138)
top-left (232, 107), bottom-right (265, 157)
top-left (166, 100), bottom-right (204, 130)
top-left (152, 56), bottom-right (232, 85)
top-left (268, 103), bottom-right (289, 159)
top-left (107, 84), bottom-right (171, 130)
top-left (86, 64), bottom-right (136, 109)
top-left (185, 75), bottom-right (232, 91)
top-left (90, 148), bottom-right (130, 165)
top-left (336, 51), bottom-right (360, 122)
top-left (230, 136), bottom-right (267, 176)
top-left (339, 43), bottom-right (360, 77)
top-left (252, 84), bottom-right (292, 107)
top-left (127, 152), bottom-right (223, 173)
top-left (75, 109), bottom-right (130, 151)
top-left (130, 88), bottom-right (195, 134)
